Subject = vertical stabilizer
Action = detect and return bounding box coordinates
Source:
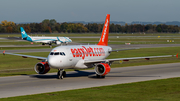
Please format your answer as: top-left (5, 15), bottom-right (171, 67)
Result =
top-left (97, 14), bottom-right (110, 46)
top-left (20, 27), bottom-right (28, 39)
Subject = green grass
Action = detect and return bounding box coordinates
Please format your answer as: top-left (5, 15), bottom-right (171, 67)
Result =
top-left (1, 77), bottom-right (180, 101)
top-left (0, 47), bottom-right (179, 77)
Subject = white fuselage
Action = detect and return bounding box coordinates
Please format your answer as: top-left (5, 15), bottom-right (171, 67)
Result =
top-left (30, 36), bottom-right (71, 43)
top-left (47, 45), bottom-right (112, 69)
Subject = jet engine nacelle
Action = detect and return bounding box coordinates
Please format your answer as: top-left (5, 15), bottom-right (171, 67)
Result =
top-left (56, 41), bottom-right (61, 45)
top-left (95, 63), bottom-right (111, 76)
top-left (34, 62), bottom-right (50, 74)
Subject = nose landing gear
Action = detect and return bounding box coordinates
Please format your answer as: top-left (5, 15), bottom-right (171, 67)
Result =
top-left (57, 69), bottom-right (66, 79)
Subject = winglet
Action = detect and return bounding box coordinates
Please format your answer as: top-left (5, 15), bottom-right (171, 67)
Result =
top-left (176, 53), bottom-right (178, 58)
top-left (97, 14), bottom-right (110, 46)
top-left (3, 50), bottom-right (5, 55)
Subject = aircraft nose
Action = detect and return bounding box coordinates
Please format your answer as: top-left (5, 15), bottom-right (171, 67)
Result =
top-left (48, 57), bottom-right (58, 68)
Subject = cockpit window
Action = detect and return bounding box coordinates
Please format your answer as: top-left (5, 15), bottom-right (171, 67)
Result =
top-left (54, 52), bottom-right (59, 55)
top-left (50, 52), bottom-right (65, 56)
top-left (62, 52), bottom-right (65, 55)
top-left (50, 52), bottom-right (54, 55)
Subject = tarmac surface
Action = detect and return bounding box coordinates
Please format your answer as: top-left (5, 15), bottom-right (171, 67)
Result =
top-left (0, 63), bottom-right (180, 98)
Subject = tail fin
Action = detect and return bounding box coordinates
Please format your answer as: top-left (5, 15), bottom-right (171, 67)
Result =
top-left (176, 53), bottom-right (178, 58)
top-left (97, 14), bottom-right (110, 46)
top-left (20, 27), bottom-right (29, 40)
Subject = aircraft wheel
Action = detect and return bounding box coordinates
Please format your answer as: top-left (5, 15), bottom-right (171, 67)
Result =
top-left (60, 75), bottom-right (63, 79)
top-left (96, 74), bottom-right (100, 78)
top-left (57, 69), bottom-right (64, 79)
top-left (57, 71), bottom-right (60, 79)
top-left (101, 76), bottom-right (105, 78)
top-left (57, 71), bottom-right (61, 79)
top-left (63, 71), bottom-right (66, 77)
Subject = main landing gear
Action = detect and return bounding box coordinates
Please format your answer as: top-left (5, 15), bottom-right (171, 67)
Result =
top-left (57, 69), bottom-right (66, 79)
top-left (96, 74), bottom-right (105, 78)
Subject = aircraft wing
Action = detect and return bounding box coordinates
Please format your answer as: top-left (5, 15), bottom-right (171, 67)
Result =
top-left (84, 54), bottom-right (178, 64)
top-left (110, 48), bottom-right (139, 52)
top-left (3, 51), bottom-right (47, 60)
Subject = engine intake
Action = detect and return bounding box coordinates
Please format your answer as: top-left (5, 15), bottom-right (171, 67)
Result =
top-left (34, 62), bottom-right (50, 74)
top-left (95, 63), bottom-right (111, 76)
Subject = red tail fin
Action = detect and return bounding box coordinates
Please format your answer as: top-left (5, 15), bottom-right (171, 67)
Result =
top-left (97, 14), bottom-right (110, 46)
top-left (176, 53), bottom-right (178, 58)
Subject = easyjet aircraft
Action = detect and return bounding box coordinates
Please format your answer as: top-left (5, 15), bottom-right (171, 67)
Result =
top-left (3, 14), bottom-right (178, 79)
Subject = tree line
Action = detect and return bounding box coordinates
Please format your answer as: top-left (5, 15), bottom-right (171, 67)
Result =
top-left (0, 19), bottom-right (180, 33)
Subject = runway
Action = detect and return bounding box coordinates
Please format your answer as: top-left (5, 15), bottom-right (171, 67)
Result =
top-left (0, 63), bottom-right (180, 98)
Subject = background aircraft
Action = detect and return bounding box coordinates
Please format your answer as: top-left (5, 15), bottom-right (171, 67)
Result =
top-left (20, 27), bottom-right (72, 45)
top-left (3, 14), bottom-right (178, 79)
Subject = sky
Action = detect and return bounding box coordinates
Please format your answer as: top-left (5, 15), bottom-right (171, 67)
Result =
top-left (0, 0), bottom-right (180, 23)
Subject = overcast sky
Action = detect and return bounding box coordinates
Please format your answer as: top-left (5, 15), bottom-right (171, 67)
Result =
top-left (0, 0), bottom-right (180, 23)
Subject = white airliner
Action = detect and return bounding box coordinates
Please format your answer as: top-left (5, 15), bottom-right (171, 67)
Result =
top-left (3, 14), bottom-right (178, 79)
top-left (20, 27), bottom-right (72, 45)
